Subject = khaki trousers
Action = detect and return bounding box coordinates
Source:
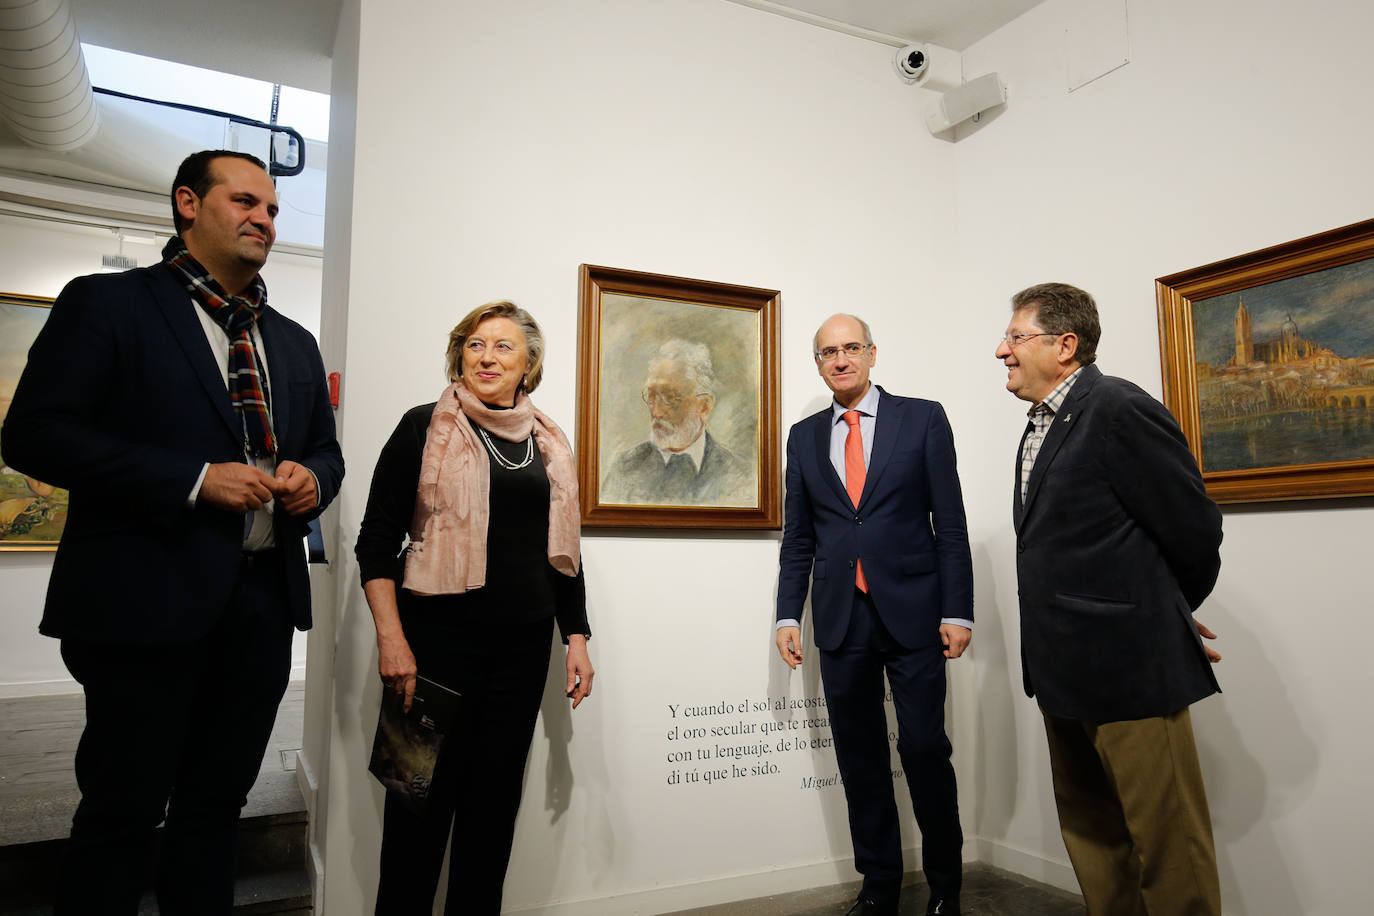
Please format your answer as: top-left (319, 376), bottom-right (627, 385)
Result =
top-left (1042, 706), bottom-right (1220, 916)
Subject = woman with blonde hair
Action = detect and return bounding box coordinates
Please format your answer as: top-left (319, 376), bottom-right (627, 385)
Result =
top-left (357, 300), bottom-right (593, 914)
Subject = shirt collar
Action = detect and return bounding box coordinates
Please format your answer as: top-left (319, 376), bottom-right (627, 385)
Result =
top-left (831, 383), bottom-right (880, 424)
top-left (1028, 367), bottom-right (1084, 418)
top-left (652, 427), bottom-right (708, 469)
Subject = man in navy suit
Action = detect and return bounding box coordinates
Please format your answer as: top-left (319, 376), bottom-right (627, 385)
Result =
top-left (2, 150), bottom-right (343, 914)
top-left (996, 283), bottom-right (1222, 915)
top-left (776, 314), bottom-right (972, 916)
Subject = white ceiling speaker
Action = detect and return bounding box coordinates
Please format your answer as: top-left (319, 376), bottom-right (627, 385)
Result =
top-left (924, 73), bottom-right (1007, 135)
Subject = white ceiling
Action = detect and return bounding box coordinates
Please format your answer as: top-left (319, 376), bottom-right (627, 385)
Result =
top-left (2, 1), bottom-right (1046, 241)
top-left (71, 0), bottom-right (340, 93)
top-left (66, 1), bottom-right (1048, 98)
top-left (746, 0), bottom-right (1049, 50)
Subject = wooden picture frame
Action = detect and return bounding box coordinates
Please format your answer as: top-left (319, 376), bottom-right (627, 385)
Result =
top-left (0, 292), bottom-right (67, 549)
top-left (576, 264), bottom-right (781, 528)
top-left (1156, 218), bottom-right (1374, 503)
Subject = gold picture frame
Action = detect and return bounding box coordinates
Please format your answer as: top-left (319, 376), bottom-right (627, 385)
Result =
top-left (575, 264), bottom-right (781, 528)
top-left (1156, 218), bottom-right (1374, 503)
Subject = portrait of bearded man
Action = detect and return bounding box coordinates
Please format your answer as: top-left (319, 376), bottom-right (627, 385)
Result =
top-left (600, 339), bottom-right (754, 507)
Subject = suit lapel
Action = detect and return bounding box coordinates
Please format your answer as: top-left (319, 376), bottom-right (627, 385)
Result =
top-left (259, 307), bottom-right (290, 445)
top-left (813, 409), bottom-right (851, 508)
top-left (148, 266), bottom-right (240, 442)
top-left (1020, 365), bottom-right (1100, 519)
top-left (1013, 420), bottom-right (1032, 533)
top-left (857, 387), bottom-right (901, 512)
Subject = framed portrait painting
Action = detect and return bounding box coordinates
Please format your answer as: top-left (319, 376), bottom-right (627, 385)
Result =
top-left (0, 292), bottom-right (68, 548)
top-left (1156, 218), bottom-right (1374, 503)
top-left (576, 264), bottom-right (781, 528)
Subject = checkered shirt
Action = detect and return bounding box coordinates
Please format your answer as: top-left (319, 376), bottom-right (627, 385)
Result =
top-left (1019, 368), bottom-right (1083, 502)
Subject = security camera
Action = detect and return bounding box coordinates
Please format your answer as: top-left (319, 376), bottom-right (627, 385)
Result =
top-left (893, 44), bottom-right (929, 84)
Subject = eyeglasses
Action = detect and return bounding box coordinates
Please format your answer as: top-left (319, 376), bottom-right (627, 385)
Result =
top-left (642, 388), bottom-right (700, 410)
top-left (999, 332), bottom-right (1058, 347)
top-left (814, 342), bottom-right (871, 362)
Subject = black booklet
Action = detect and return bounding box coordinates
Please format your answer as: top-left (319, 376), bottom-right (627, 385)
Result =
top-left (368, 675), bottom-right (463, 812)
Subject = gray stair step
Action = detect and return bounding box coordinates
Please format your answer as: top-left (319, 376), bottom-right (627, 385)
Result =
top-left (0, 818), bottom-right (310, 914)
top-left (0, 686), bottom-right (310, 912)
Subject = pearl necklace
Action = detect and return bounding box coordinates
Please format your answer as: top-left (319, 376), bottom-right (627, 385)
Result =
top-left (477, 425), bottom-right (535, 470)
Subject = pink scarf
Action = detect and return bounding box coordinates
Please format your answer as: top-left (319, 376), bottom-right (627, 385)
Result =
top-left (403, 382), bottom-right (580, 595)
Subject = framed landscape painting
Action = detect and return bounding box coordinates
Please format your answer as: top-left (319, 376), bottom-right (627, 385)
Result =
top-left (0, 293), bottom-right (68, 548)
top-left (1156, 219), bottom-right (1374, 503)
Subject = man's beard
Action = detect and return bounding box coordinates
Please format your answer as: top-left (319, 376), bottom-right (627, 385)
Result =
top-left (651, 413), bottom-right (704, 453)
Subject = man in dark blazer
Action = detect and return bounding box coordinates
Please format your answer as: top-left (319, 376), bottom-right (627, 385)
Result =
top-left (996, 282), bottom-right (1223, 915)
top-left (2, 150), bottom-right (343, 914)
top-left (776, 314), bottom-right (973, 916)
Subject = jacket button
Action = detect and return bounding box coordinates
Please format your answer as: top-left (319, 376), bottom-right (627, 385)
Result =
top-left (1017, 542), bottom-right (1025, 553)
top-left (848, 560), bottom-right (854, 568)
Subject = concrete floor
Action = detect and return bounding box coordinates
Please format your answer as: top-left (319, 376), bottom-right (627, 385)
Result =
top-left (1, 686), bottom-right (1083, 915)
top-left (663, 863), bottom-right (1084, 915)
top-left (0, 683), bottom-right (306, 847)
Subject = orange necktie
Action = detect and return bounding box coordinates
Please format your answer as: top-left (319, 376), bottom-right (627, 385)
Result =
top-left (843, 410), bottom-right (868, 593)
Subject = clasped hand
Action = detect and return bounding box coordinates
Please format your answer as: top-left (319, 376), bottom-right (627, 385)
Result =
top-left (198, 460), bottom-right (317, 515)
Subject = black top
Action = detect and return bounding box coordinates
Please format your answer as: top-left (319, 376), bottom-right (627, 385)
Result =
top-left (356, 403), bottom-right (589, 641)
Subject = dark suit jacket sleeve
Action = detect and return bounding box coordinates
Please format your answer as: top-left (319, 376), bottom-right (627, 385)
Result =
top-left (2, 274), bottom-right (202, 525)
top-left (1102, 387), bottom-right (1222, 610)
top-left (922, 402), bottom-right (974, 622)
top-left (283, 324), bottom-right (343, 522)
top-left (776, 422), bottom-right (817, 624)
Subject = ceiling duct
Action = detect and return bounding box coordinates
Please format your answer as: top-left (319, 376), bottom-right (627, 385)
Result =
top-left (0, 0), bottom-right (99, 152)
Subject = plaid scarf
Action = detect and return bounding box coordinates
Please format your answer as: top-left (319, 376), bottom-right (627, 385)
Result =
top-left (162, 236), bottom-right (277, 458)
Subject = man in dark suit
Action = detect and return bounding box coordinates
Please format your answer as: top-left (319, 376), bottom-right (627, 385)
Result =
top-left (996, 282), bottom-right (1223, 915)
top-left (2, 150), bottom-right (343, 914)
top-left (776, 314), bottom-right (972, 916)
top-left (601, 338), bottom-right (753, 506)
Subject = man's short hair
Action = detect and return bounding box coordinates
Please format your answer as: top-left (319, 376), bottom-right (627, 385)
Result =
top-left (1011, 283), bottom-right (1100, 366)
top-left (445, 300), bottom-right (546, 393)
top-left (651, 339), bottom-right (715, 399)
top-left (811, 314), bottom-right (874, 354)
top-left (170, 150), bottom-right (269, 234)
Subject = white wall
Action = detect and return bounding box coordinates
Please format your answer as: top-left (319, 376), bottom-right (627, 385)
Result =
top-left (954, 2), bottom-right (1374, 914)
top-left (3, 0), bottom-right (1350, 908)
top-left (319, 1), bottom-right (1374, 913)
top-left (307, 0), bottom-right (362, 903)
top-left (0, 211), bottom-right (323, 694)
top-left (320, 0), bottom-right (968, 912)
top-left (320, 0), bottom-right (1374, 912)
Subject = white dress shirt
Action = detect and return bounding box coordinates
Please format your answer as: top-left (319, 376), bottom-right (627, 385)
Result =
top-left (185, 299), bottom-right (278, 549)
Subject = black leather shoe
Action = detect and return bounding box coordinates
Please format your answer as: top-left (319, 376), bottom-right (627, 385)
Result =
top-left (926, 897), bottom-right (961, 915)
top-left (846, 897), bottom-right (897, 916)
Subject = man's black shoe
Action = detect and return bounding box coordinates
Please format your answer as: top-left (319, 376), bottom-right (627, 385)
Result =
top-left (926, 897), bottom-right (961, 915)
top-left (845, 897), bottom-right (898, 916)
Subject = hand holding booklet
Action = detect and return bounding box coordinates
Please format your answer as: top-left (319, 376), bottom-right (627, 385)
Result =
top-left (368, 674), bottom-right (463, 812)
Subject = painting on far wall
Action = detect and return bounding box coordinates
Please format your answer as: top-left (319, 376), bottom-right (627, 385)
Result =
top-left (575, 264), bottom-right (781, 529)
top-left (1156, 218), bottom-right (1374, 503)
top-left (0, 293), bottom-right (67, 549)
